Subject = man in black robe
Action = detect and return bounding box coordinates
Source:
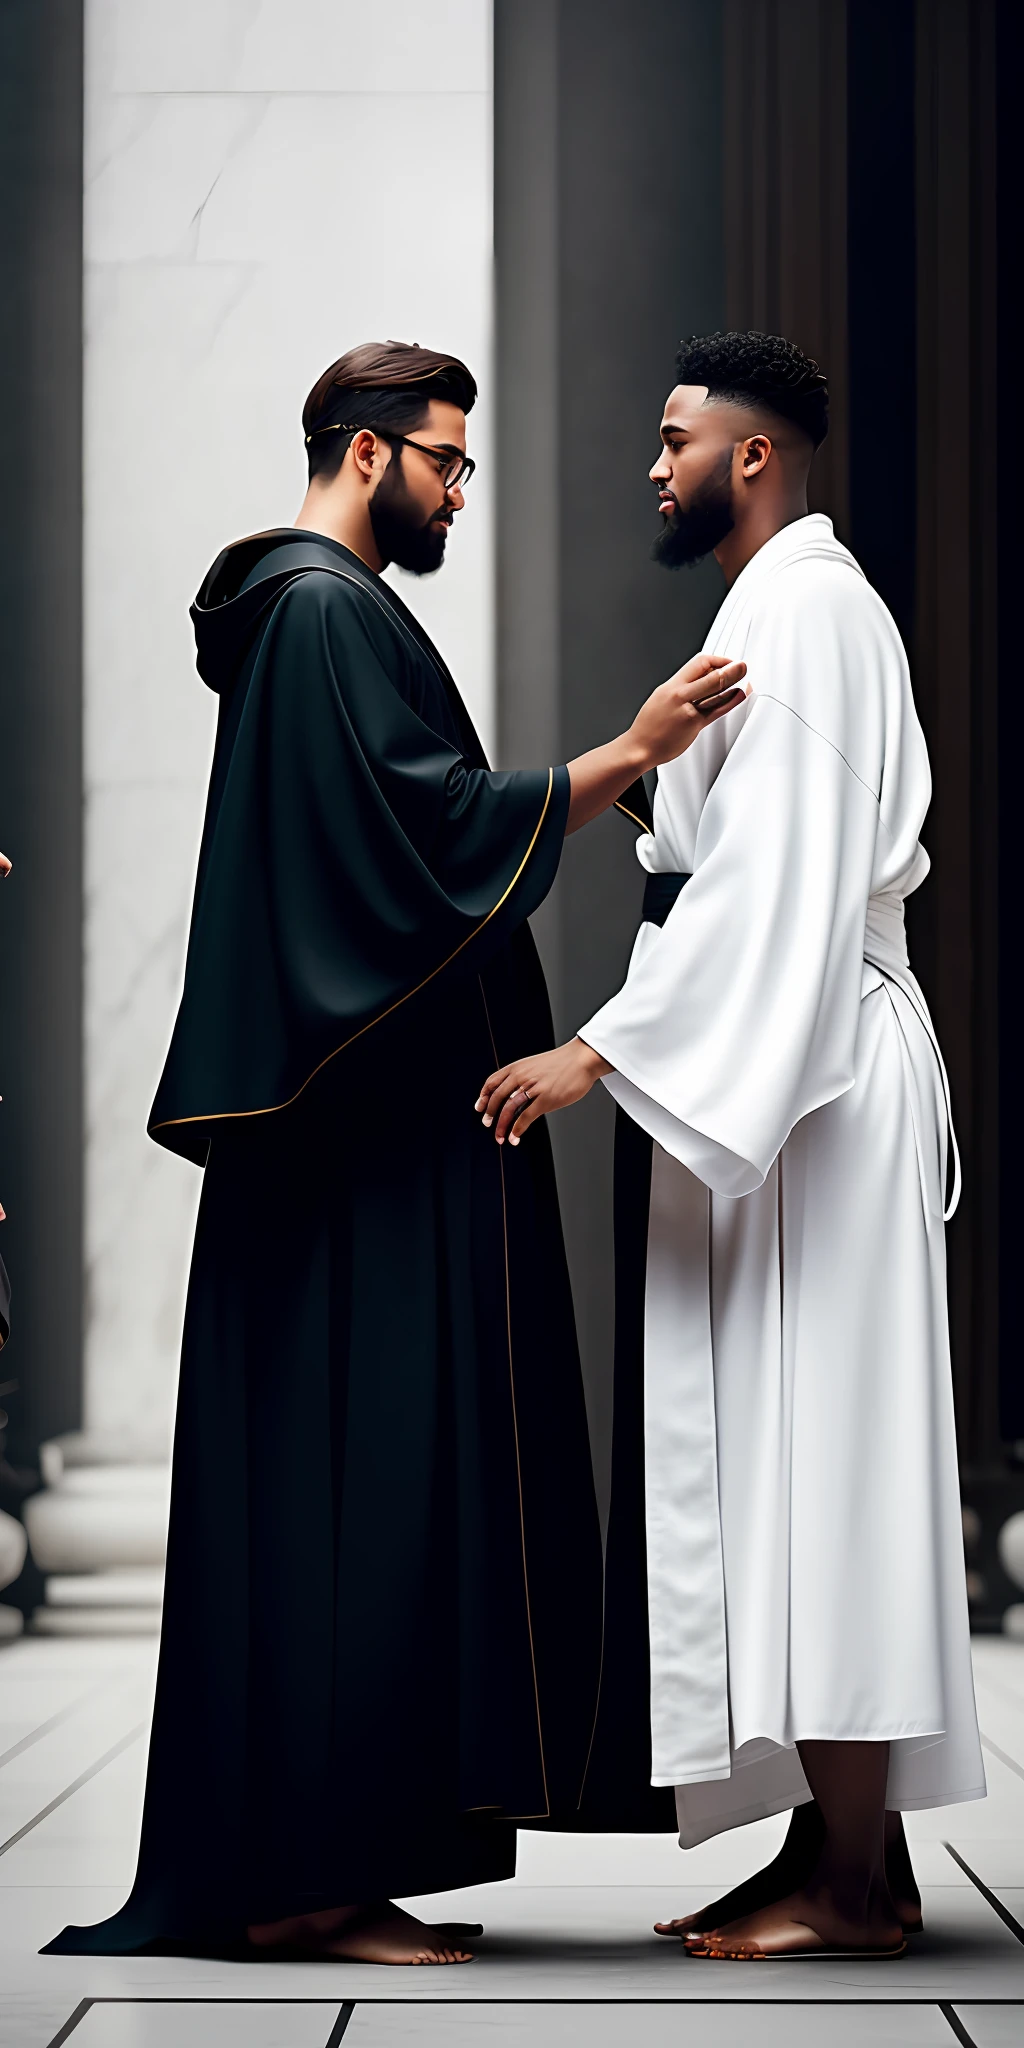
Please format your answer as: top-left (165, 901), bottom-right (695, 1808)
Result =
top-left (47, 341), bottom-right (744, 1966)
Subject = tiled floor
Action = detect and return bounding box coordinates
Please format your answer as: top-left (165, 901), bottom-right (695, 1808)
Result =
top-left (1, 1634), bottom-right (1022, 2046)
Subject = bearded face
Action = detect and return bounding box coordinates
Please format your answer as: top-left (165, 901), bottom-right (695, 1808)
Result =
top-left (652, 448), bottom-right (736, 569)
top-left (369, 453), bottom-right (450, 576)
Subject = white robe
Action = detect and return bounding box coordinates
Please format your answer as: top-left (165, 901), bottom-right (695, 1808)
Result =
top-left (580, 514), bottom-right (985, 1845)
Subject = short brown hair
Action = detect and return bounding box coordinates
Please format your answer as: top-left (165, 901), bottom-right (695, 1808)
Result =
top-left (302, 339), bottom-right (477, 442)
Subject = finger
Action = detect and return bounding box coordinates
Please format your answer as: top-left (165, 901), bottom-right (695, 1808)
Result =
top-left (494, 1086), bottom-right (532, 1145)
top-left (479, 1070), bottom-right (519, 1126)
top-left (486, 1073), bottom-right (531, 1133)
top-left (475, 1065), bottom-right (511, 1117)
top-left (688, 660), bottom-right (745, 703)
top-left (507, 1098), bottom-right (544, 1146)
top-left (696, 684), bottom-right (745, 716)
top-left (696, 685), bottom-right (747, 721)
top-left (494, 1089), bottom-right (527, 1145)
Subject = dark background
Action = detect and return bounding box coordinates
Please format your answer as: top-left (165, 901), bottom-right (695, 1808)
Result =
top-left (0, 0), bottom-right (84, 1471)
top-left (496, 0), bottom-right (1016, 1516)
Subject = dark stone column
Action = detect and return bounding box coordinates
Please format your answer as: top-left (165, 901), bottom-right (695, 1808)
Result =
top-left (496, 0), bottom-right (1010, 1496)
top-left (996, 0), bottom-right (1024, 1447)
top-left (0, 1), bottom-right (84, 1463)
top-left (495, 0), bottom-right (725, 1514)
top-left (913, 0), bottom-right (1001, 1465)
top-left (722, 0), bottom-right (850, 533)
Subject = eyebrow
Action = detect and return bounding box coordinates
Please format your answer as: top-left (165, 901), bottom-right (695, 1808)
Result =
top-left (661, 422), bottom-right (690, 438)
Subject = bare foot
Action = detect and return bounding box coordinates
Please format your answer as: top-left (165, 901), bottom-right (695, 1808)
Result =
top-left (656, 1802), bottom-right (824, 1941)
top-left (657, 1804), bottom-right (923, 1942)
top-left (248, 1901), bottom-right (474, 1964)
top-left (686, 1882), bottom-right (905, 1960)
top-left (655, 1845), bottom-right (809, 1940)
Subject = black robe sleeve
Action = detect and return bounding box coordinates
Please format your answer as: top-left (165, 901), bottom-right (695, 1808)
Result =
top-left (149, 571), bottom-right (568, 1161)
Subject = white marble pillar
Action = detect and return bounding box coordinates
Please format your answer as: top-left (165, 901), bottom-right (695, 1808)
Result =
top-left (30, 1), bottom-right (496, 1617)
top-left (83, 0), bottom-right (494, 1440)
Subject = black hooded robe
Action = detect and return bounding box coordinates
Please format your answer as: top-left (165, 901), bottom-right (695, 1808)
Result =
top-left (47, 531), bottom-right (616, 1953)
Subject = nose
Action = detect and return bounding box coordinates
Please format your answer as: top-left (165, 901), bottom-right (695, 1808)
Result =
top-left (447, 482), bottom-right (466, 512)
top-left (650, 451), bottom-right (671, 482)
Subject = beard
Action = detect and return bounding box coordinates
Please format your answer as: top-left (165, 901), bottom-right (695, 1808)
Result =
top-left (369, 456), bottom-right (449, 575)
top-left (652, 452), bottom-right (735, 568)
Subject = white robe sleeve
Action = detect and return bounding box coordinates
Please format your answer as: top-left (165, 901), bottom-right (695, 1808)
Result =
top-left (580, 593), bottom-right (886, 1198)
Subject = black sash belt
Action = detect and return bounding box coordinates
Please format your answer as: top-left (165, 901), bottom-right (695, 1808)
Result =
top-left (640, 871), bottom-right (690, 928)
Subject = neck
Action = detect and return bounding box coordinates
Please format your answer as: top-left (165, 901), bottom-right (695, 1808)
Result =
top-left (714, 489), bottom-right (810, 588)
top-left (294, 480), bottom-right (384, 574)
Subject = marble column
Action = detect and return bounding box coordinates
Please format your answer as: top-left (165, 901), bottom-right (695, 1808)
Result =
top-left (28, 0), bottom-right (496, 1626)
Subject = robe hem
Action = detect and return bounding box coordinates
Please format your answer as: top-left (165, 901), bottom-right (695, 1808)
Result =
top-left (674, 1778), bottom-right (988, 1851)
top-left (676, 1791), bottom-right (815, 1849)
top-left (654, 1769), bottom-right (731, 1789)
top-left (895, 1783), bottom-right (988, 1812)
top-left (656, 1720), bottom-right (954, 1787)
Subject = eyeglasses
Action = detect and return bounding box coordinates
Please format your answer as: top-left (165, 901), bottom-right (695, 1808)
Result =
top-left (305, 422), bottom-right (476, 494)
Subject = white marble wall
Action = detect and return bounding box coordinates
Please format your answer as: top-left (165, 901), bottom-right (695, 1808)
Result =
top-left (84, 0), bottom-right (494, 1443)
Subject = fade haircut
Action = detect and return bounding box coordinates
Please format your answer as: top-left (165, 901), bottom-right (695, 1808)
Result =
top-left (675, 330), bottom-right (829, 450)
top-left (302, 339), bottom-right (477, 482)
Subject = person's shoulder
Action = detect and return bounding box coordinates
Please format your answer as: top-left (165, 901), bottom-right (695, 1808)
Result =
top-left (273, 563), bottom-right (408, 663)
top-left (750, 557), bottom-right (905, 792)
top-left (766, 554), bottom-right (906, 657)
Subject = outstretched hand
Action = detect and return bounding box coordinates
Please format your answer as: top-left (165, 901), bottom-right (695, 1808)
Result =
top-left (628, 651), bottom-right (747, 771)
top-left (475, 1038), bottom-right (613, 1146)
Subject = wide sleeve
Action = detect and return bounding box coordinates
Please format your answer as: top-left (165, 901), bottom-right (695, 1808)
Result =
top-left (150, 573), bottom-right (568, 1158)
top-left (579, 686), bottom-right (883, 1199)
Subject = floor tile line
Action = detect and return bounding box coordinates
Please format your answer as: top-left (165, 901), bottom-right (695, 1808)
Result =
top-left (943, 1839), bottom-right (1024, 1945)
top-left (0, 1683), bottom-right (110, 1773)
top-left (31, 1996), bottom-right (1024, 2011)
top-left (286, 1997), bottom-right (1024, 2008)
top-left (0, 1721), bottom-right (146, 1858)
top-left (939, 2004), bottom-right (978, 2048)
top-left (980, 1729), bottom-right (1024, 1784)
top-left (324, 2006), bottom-right (355, 2047)
top-left (43, 1998), bottom-right (92, 2048)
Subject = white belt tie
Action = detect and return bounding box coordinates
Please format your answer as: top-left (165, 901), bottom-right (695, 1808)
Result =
top-left (863, 890), bottom-right (961, 1221)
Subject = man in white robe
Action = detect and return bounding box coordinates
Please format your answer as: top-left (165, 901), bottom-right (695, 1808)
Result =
top-left (477, 330), bottom-right (984, 1960)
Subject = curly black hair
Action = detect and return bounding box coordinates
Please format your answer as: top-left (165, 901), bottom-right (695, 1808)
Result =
top-left (674, 330), bottom-right (829, 449)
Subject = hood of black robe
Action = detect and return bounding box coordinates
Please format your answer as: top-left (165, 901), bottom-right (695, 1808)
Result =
top-left (148, 530), bottom-right (570, 1162)
top-left (191, 529), bottom-right (370, 692)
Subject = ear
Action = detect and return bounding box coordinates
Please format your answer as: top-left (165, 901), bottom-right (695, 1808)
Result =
top-left (350, 429), bottom-right (386, 483)
top-left (740, 433), bottom-right (772, 481)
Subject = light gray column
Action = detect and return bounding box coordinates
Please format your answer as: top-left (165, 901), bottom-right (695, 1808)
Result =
top-left (81, 0), bottom-right (497, 1456)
